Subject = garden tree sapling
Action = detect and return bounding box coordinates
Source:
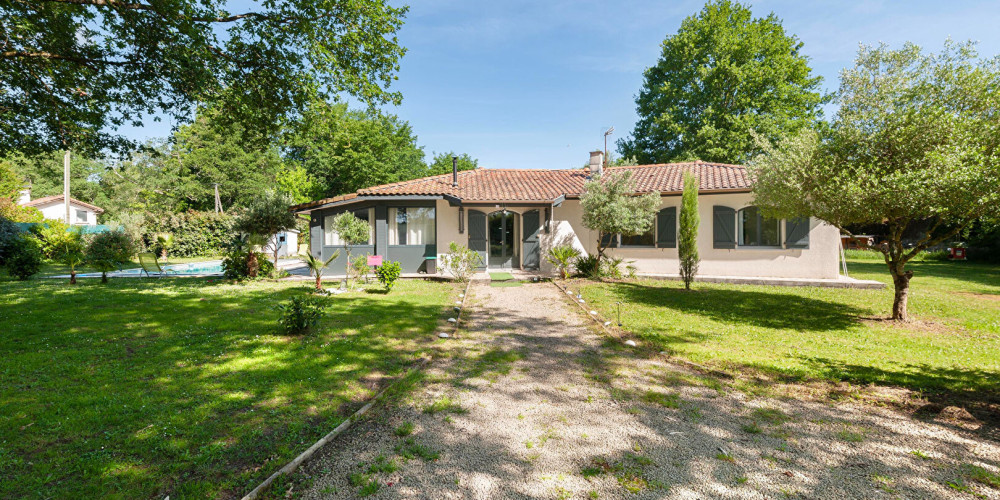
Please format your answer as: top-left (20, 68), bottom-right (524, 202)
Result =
top-left (301, 249), bottom-right (340, 291)
top-left (329, 211), bottom-right (371, 287)
top-left (439, 242), bottom-right (482, 282)
top-left (49, 227), bottom-right (85, 284)
top-left (86, 230), bottom-right (138, 283)
top-left (749, 40), bottom-right (1000, 320)
top-left (678, 172), bottom-right (701, 289)
top-left (619, 0), bottom-right (825, 164)
top-left (580, 171), bottom-right (660, 276)
top-left (235, 190), bottom-right (297, 269)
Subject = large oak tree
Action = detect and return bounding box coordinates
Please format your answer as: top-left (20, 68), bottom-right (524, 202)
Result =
top-left (619, 0), bottom-right (824, 164)
top-left (750, 41), bottom-right (1000, 321)
top-left (1, 0), bottom-right (408, 156)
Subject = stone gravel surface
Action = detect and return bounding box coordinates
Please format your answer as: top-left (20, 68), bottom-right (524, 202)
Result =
top-left (295, 281), bottom-right (1000, 499)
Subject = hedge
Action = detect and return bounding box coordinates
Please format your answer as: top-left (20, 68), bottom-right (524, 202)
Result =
top-left (142, 210), bottom-right (238, 258)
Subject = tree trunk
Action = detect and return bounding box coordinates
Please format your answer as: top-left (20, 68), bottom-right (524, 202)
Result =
top-left (315, 273), bottom-right (322, 291)
top-left (70, 270), bottom-right (76, 285)
top-left (247, 252), bottom-right (259, 278)
top-left (101, 272), bottom-right (108, 284)
top-left (890, 268), bottom-right (913, 321)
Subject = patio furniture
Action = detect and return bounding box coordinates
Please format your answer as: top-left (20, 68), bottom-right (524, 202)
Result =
top-left (138, 252), bottom-right (174, 278)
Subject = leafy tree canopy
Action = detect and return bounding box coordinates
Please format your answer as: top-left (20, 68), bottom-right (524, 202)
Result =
top-left (285, 101), bottom-right (427, 197)
top-left (750, 40), bottom-right (1000, 320)
top-left (619, 0), bottom-right (825, 164)
top-left (427, 152), bottom-right (478, 175)
top-left (1, 0), bottom-right (408, 156)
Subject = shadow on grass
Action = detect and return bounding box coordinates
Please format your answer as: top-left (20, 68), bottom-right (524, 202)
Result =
top-left (0, 278), bottom-right (455, 499)
top-left (613, 281), bottom-right (866, 332)
top-left (848, 259), bottom-right (1000, 292)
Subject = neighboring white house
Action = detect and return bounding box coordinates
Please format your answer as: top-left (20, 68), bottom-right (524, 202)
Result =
top-left (292, 150), bottom-right (847, 282)
top-left (19, 190), bottom-right (104, 226)
top-left (268, 229), bottom-right (300, 258)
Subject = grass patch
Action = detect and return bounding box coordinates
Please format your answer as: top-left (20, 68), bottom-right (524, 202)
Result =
top-left (741, 422), bottom-right (764, 434)
top-left (394, 421), bottom-right (415, 437)
top-left (751, 407), bottom-right (794, 425)
top-left (576, 258), bottom-right (1000, 396)
top-left (836, 428), bottom-right (867, 443)
top-left (641, 390), bottom-right (681, 408)
top-left (0, 278), bottom-right (456, 498)
top-left (396, 438), bottom-right (440, 461)
top-left (423, 395), bottom-right (468, 415)
top-left (961, 464), bottom-right (1000, 489)
top-left (365, 455), bottom-right (399, 474)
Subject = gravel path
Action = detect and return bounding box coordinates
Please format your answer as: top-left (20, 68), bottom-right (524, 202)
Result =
top-left (296, 281), bottom-right (1000, 499)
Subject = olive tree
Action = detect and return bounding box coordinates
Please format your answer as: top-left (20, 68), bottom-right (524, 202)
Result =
top-left (580, 171), bottom-right (661, 273)
top-left (329, 211), bottom-right (371, 287)
top-left (750, 41), bottom-right (1000, 320)
top-left (235, 190), bottom-right (298, 269)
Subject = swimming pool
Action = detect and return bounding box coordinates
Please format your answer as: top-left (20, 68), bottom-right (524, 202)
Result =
top-left (72, 260), bottom-right (225, 278)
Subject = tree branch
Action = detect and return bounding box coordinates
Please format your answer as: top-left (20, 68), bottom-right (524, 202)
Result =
top-left (1, 50), bottom-right (131, 67)
top-left (34, 0), bottom-right (306, 24)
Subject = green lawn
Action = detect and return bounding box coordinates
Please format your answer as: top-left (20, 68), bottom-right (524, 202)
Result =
top-left (0, 277), bottom-right (456, 498)
top-left (576, 259), bottom-right (1000, 396)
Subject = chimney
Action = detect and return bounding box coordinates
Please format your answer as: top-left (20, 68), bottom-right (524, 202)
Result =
top-left (18, 186), bottom-right (30, 205)
top-left (589, 150), bottom-right (604, 176)
top-left (452, 156), bottom-right (458, 187)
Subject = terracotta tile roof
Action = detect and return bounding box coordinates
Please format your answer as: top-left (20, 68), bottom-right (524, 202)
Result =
top-left (292, 161), bottom-right (750, 212)
top-left (22, 194), bottom-right (105, 213)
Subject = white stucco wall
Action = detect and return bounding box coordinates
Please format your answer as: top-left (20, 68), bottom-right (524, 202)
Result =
top-left (548, 193), bottom-right (840, 279)
top-left (34, 201), bottom-right (99, 226)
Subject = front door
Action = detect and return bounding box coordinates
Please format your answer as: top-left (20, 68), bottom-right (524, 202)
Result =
top-left (522, 210), bottom-right (541, 269)
top-left (488, 210), bottom-right (517, 269)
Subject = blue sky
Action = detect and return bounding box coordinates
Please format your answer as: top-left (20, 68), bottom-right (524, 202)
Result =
top-left (122, 0), bottom-right (1000, 169)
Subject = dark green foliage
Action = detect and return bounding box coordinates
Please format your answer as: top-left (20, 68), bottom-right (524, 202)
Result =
top-left (235, 190), bottom-right (298, 265)
top-left (143, 211), bottom-right (237, 258)
top-left (679, 172), bottom-right (700, 289)
top-left (426, 152), bottom-right (478, 175)
top-left (0, 217), bottom-right (22, 267)
top-left (222, 249), bottom-right (274, 280)
top-left (85, 230), bottom-right (137, 283)
top-left (285, 101), bottom-right (428, 197)
top-left (2, 0), bottom-right (407, 156)
top-left (619, 0), bottom-right (824, 164)
top-left (574, 254), bottom-right (601, 279)
top-left (4, 233), bottom-right (43, 280)
top-left (376, 260), bottom-right (402, 291)
top-left (276, 295), bottom-right (325, 335)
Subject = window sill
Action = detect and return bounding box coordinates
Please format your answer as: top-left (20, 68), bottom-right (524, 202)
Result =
top-left (735, 246), bottom-right (785, 250)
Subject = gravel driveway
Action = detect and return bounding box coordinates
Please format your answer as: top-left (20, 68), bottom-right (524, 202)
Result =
top-left (296, 281), bottom-right (1000, 499)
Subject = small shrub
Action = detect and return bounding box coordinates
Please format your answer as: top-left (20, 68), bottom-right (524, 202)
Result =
top-left (33, 219), bottom-right (72, 259)
top-left (0, 217), bottom-right (22, 267)
top-left (276, 295), bottom-right (325, 335)
top-left (376, 260), bottom-right (402, 291)
top-left (602, 255), bottom-right (625, 279)
top-left (222, 250), bottom-right (274, 279)
top-left (546, 245), bottom-right (581, 279)
top-left (439, 242), bottom-right (482, 282)
top-left (350, 254), bottom-right (370, 283)
top-left (48, 227), bottom-right (86, 284)
top-left (4, 233), bottom-right (43, 280)
top-left (86, 230), bottom-right (137, 283)
top-left (574, 254), bottom-right (600, 278)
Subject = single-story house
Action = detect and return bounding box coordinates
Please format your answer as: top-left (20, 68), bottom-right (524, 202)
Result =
top-left (19, 190), bottom-right (104, 226)
top-left (291, 151), bottom-right (840, 280)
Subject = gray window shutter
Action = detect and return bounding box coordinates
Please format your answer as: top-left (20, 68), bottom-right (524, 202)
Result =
top-left (600, 232), bottom-right (618, 248)
top-left (713, 206), bottom-right (736, 249)
top-left (785, 217), bottom-right (810, 248)
top-left (656, 207), bottom-right (677, 248)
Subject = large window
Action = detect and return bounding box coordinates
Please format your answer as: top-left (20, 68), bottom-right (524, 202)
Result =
top-left (324, 208), bottom-right (374, 246)
top-left (620, 226), bottom-right (655, 246)
top-left (738, 206), bottom-right (780, 247)
top-left (389, 207), bottom-right (435, 245)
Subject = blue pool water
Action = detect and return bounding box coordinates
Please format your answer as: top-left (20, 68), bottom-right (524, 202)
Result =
top-left (74, 260), bottom-right (225, 278)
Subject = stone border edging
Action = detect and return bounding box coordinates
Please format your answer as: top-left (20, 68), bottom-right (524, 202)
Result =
top-left (241, 280), bottom-right (471, 500)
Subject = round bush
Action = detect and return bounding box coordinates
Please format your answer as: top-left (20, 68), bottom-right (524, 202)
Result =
top-left (5, 233), bottom-right (43, 280)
